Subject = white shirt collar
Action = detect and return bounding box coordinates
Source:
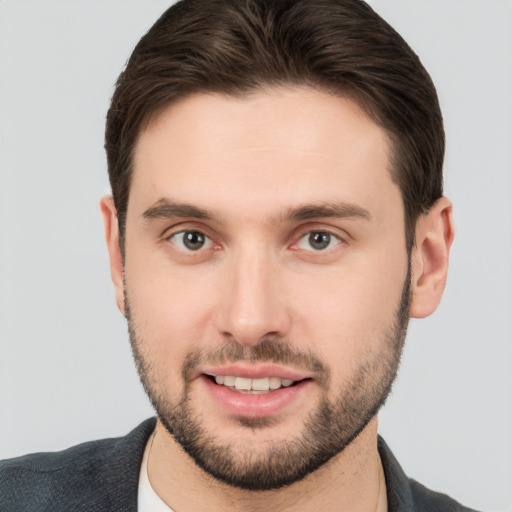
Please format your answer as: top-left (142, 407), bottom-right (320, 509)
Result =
top-left (138, 435), bottom-right (176, 512)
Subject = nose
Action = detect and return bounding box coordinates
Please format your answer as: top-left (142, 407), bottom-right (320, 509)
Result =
top-left (214, 247), bottom-right (292, 346)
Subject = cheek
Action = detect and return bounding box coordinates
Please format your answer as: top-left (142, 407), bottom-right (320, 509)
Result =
top-left (124, 255), bottom-right (218, 379)
top-left (290, 252), bottom-right (408, 364)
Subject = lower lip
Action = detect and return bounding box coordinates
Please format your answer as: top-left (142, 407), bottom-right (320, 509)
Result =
top-left (202, 376), bottom-right (311, 418)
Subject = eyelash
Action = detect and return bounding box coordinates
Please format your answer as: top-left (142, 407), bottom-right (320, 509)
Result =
top-left (293, 230), bottom-right (342, 252)
top-left (163, 226), bottom-right (346, 255)
top-left (165, 230), bottom-right (216, 252)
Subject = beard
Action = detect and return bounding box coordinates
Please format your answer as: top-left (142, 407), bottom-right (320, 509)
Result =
top-left (126, 266), bottom-right (411, 491)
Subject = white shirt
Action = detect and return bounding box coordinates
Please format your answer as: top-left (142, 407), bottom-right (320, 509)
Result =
top-left (138, 436), bottom-right (175, 512)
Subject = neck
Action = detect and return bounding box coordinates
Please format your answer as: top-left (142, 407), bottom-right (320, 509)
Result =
top-left (148, 417), bottom-right (387, 512)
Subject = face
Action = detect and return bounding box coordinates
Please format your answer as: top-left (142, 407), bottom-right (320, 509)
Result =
top-left (123, 87), bottom-right (411, 490)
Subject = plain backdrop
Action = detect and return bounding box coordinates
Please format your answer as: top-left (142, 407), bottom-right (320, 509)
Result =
top-left (0, 1), bottom-right (511, 510)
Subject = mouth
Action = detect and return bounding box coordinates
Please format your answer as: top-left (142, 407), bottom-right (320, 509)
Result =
top-left (199, 366), bottom-right (314, 418)
top-left (205, 374), bottom-right (305, 394)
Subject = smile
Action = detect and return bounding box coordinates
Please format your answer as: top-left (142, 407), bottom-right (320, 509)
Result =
top-left (201, 370), bottom-right (311, 418)
top-left (212, 375), bottom-right (296, 393)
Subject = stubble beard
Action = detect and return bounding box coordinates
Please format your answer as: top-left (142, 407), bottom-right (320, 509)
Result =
top-left (126, 268), bottom-right (411, 491)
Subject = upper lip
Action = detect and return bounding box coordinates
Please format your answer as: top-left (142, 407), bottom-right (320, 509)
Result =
top-left (198, 364), bottom-right (312, 381)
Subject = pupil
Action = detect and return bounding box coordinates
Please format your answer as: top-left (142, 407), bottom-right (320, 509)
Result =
top-left (184, 231), bottom-right (204, 250)
top-left (309, 232), bottom-right (330, 250)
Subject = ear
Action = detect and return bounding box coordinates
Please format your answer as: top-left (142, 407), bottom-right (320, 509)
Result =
top-left (410, 197), bottom-right (455, 318)
top-left (100, 196), bottom-right (126, 315)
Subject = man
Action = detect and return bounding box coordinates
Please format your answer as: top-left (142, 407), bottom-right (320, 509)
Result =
top-left (0, 0), bottom-right (479, 510)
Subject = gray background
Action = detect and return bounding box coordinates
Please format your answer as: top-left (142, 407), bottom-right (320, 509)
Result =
top-left (0, 1), bottom-right (511, 510)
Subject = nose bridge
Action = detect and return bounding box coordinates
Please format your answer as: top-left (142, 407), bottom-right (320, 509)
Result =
top-left (216, 242), bottom-right (289, 345)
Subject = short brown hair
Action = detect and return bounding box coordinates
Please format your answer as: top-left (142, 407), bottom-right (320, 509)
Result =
top-left (105, 0), bottom-right (444, 251)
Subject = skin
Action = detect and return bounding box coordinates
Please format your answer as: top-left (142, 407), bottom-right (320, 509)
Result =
top-left (101, 87), bottom-right (454, 512)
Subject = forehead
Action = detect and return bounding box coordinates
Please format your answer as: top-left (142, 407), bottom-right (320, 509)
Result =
top-left (130, 87), bottom-right (399, 221)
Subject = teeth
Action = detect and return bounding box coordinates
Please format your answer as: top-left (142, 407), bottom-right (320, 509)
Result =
top-left (251, 378), bottom-right (270, 391)
top-left (212, 375), bottom-right (297, 392)
top-left (269, 377), bottom-right (281, 390)
top-left (235, 377), bottom-right (252, 390)
top-left (223, 375), bottom-right (236, 386)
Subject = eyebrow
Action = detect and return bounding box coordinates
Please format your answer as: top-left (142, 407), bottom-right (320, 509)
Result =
top-left (283, 202), bottom-right (371, 222)
top-left (142, 198), bottom-right (217, 221)
top-left (142, 198), bottom-right (371, 223)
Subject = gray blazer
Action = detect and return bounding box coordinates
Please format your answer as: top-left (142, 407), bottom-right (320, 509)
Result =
top-left (0, 417), bottom-right (477, 511)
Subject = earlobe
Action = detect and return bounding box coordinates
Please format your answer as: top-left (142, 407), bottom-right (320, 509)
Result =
top-left (100, 196), bottom-right (126, 315)
top-left (410, 197), bottom-right (455, 318)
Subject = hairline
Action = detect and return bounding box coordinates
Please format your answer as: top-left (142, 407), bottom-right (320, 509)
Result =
top-left (120, 82), bottom-right (414, 251)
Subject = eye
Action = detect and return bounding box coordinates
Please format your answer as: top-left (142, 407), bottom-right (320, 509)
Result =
top-left (296, 231), bottom-right (341, 251)
top-left (168, 230), bottom-right (214, 251)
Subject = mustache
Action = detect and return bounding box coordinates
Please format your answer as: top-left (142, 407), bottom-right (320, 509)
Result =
top-left (182, 337), bottom-right (331, 390)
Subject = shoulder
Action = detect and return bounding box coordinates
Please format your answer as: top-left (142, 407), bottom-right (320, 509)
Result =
top-left (408, 479), bottom-right (480, 512)
top-left (0, 437), bottom-right (118, 511)
top-left (1, 434), bottom-right (121, 473)
top-left (378, 436), bottom-right (480, 512)
top-left (0, 417), bottom-right (156, 512)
